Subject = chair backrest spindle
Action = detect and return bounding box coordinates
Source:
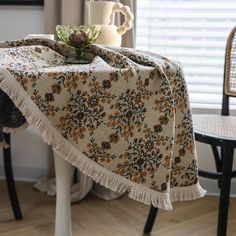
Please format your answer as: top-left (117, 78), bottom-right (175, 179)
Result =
top-left (222, 26), bottom-right (236, 115)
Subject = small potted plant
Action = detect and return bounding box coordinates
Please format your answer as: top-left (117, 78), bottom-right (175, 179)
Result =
top-left (56, 25), bottom-right (101, 64)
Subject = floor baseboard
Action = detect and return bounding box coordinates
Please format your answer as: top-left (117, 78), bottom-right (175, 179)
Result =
top-left (0, 165), bottom-right (46, 182)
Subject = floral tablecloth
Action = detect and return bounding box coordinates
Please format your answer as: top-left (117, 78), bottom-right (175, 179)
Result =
top-left (0, 39), bottom-right (205, 210)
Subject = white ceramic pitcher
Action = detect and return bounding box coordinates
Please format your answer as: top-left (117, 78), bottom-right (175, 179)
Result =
top-left (88, 0), bottom-right (134, 46)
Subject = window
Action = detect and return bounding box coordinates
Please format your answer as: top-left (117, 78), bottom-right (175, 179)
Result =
top-left (136, 0), bottom-right (236, 109)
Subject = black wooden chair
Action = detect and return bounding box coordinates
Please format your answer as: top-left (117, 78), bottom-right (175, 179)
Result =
top-left (193, 25), bottom-right (236, 236)
top-left (3, 132), bottom-right (22, 220)
top-left (143, 26), bottom-right (236, 236)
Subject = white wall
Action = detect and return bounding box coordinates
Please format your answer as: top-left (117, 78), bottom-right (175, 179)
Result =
top-left (0, 5), bottom-right (48, 181)
top-left (0, 127), bottom-right (49, 181)
top-left (0, 5), bottom-right (44, 41)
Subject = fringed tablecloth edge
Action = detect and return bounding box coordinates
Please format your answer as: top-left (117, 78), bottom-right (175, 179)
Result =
top-left (170, 182), bottom-right (206, 202)
top-left (0, 68), bottom-right (205, 211)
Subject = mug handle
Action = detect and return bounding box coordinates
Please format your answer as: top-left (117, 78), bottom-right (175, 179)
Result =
top-left (109, 3), bottom-right (134, 36)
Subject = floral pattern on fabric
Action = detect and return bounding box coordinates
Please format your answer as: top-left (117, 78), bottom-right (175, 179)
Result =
top-left (0, 39), bottom-right (199, 195)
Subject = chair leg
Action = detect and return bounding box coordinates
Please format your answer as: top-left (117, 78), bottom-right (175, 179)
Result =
top-left (143, 206), bottom-right (158, 234)
top-left (211, 145), bottom-right (222, 189)
top-left (3, 133), bottom-right (23, 220)
top-left (217, 147), bottom-right (233, 236)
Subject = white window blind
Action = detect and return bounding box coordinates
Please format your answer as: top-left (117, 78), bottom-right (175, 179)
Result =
top-left (136, 0), bottom-right (236, 108)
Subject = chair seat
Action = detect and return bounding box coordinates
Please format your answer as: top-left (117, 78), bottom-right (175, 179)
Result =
top-left (193, 114), bottom-right (236, 141)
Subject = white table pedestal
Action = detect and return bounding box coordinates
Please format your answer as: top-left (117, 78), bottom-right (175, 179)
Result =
top-left (54, 152), bottom-right (73, 236)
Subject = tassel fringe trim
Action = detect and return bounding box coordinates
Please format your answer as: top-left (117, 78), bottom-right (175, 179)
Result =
top-left (0, 69), bottom-right (206, 210)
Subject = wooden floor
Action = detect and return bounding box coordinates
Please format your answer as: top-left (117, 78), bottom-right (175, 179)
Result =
top-left (0, 181), bottom-right (236, 236)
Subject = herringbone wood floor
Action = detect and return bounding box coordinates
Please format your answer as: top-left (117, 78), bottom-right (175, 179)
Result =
top-left (0, 181), bottom-right (236, 236)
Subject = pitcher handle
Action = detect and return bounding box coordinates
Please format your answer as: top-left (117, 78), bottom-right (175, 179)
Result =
top-left (109, 3), bottom-right (134, 36)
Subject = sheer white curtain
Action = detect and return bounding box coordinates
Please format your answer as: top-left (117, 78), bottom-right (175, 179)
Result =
top-left (35, 0), bottom-right (136, 202)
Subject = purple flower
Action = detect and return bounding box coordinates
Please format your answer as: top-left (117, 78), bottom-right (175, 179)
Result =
top-left (69, 30), bottom-right (88, 47)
